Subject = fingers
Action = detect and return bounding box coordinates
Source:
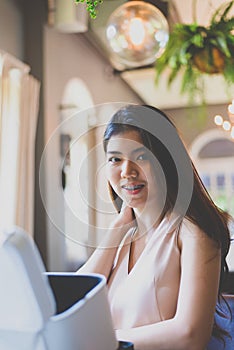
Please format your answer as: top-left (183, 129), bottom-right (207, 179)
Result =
top-left (119, 204), bottom-right (135, 225)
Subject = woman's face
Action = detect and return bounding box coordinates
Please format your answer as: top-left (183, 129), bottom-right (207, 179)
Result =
top-left (106, 130), bottom-right (159, 211)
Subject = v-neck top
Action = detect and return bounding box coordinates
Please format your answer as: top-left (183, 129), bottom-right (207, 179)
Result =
top-left (107, 218), bottom-right (181, 330)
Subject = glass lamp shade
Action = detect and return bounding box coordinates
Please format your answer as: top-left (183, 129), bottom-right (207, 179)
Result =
top-left (106, 1), bottom-right (169, 69)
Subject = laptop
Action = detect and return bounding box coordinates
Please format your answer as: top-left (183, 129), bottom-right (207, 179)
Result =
top-left (0, 226), bottom-right (133, 350)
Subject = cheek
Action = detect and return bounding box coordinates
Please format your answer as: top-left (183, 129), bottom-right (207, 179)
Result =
top-left (144, 165), bottom-right (158, 191)
top-left (140, 163), bottom-right (153, 181)
top-left (106, 166), bottom-right (119, 186)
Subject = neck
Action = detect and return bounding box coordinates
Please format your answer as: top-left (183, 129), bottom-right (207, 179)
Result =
top-left (133, 202), bottom-right (163, 238)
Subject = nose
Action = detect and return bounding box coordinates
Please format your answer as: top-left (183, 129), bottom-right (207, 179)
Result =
top-left (121, 159), bottom-right (138, 178)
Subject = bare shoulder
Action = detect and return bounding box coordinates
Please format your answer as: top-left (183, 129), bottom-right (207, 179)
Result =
top-left (180, 218), bottom-right (203, 238)
top-left (178, 218), bottom-right (220, 258)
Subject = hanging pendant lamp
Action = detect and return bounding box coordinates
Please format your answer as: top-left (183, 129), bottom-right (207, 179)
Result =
top-left (106, 1), bottom-right (169, 70)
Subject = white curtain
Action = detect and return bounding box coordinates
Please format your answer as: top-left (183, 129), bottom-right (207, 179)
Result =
top-left (0, 50), bottom-right (40, 236)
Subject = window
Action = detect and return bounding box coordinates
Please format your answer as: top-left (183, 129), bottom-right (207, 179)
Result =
top-left (190, 129), bottom-right (234, 216)
top-left (190, 128), bottom-right (234, 271)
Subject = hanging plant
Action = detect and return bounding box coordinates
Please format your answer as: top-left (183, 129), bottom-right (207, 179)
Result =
top-left (75, 0), bottom-right (103, 19)
top-left (155, 1), bottom-right (234, 104)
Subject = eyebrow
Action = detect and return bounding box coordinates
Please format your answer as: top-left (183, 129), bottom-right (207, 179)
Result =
top-left (107, 147), bottom-right (146, 155)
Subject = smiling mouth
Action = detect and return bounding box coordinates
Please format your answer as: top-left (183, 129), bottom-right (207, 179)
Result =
top-left (121, 184), bottom-right (145, 195)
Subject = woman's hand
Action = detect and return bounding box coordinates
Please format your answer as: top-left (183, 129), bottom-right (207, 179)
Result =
top-left (108, 203), bottom-right (137, 245)
top-left (77, 204), bottom-right (135, 278)
top-left (111, 203), bottom-right (135, 232)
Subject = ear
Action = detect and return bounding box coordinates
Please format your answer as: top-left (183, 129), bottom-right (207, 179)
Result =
top-left (107, 182), bottom-right (123, 213)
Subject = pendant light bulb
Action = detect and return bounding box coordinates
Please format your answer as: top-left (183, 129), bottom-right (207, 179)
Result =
top-left (106, 1), bottom-right (169, 69)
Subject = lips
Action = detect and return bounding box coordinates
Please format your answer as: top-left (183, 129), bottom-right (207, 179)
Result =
top-left (121, 183), bottom-right (145, 195)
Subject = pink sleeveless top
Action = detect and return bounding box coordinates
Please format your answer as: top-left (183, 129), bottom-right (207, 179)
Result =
top-left (108, 218), bottom-right (181, 330)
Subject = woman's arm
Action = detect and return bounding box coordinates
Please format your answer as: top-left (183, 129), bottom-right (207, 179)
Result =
top-left (116, 220), bottom-right (221, 350)
top-left (77, 206), bottom-right (135, 279)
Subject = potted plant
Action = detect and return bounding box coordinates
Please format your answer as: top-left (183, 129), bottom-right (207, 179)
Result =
top-left (155, 1), bottom-right (234, 104)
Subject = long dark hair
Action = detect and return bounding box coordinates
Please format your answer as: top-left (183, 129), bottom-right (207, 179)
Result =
top-left (103, 104), bottom-right (231, 341)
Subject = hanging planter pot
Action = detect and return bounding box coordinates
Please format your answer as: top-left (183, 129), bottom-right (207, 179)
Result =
top-left (193, 47), bottom-right (225, 74)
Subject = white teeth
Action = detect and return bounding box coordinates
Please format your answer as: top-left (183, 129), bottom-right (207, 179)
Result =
top-left (123, 185), bottom-right (144, 190)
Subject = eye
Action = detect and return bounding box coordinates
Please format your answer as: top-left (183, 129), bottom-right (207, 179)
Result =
top-left (108, 156), bottom-right (121, 164)
top-left (137, 153), bottom-right (148, 161)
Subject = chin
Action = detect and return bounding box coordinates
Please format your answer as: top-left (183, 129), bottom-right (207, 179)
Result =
top-left (125, 198), bottom-right (147, 210)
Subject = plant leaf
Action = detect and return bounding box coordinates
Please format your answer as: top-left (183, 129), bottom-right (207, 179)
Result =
top-left (211, 1), bottom-right (234, 24)
top-left (216, 35), bottom-right (231, 56)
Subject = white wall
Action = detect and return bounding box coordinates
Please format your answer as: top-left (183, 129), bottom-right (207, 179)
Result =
top-left (0, 0), bottom-right (23, 59)
top-left (43, 26), bottom-right (142, 143)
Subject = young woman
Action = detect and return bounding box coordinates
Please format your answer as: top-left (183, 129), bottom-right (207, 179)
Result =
top-left (78, 104), bottom-right (231, 350)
